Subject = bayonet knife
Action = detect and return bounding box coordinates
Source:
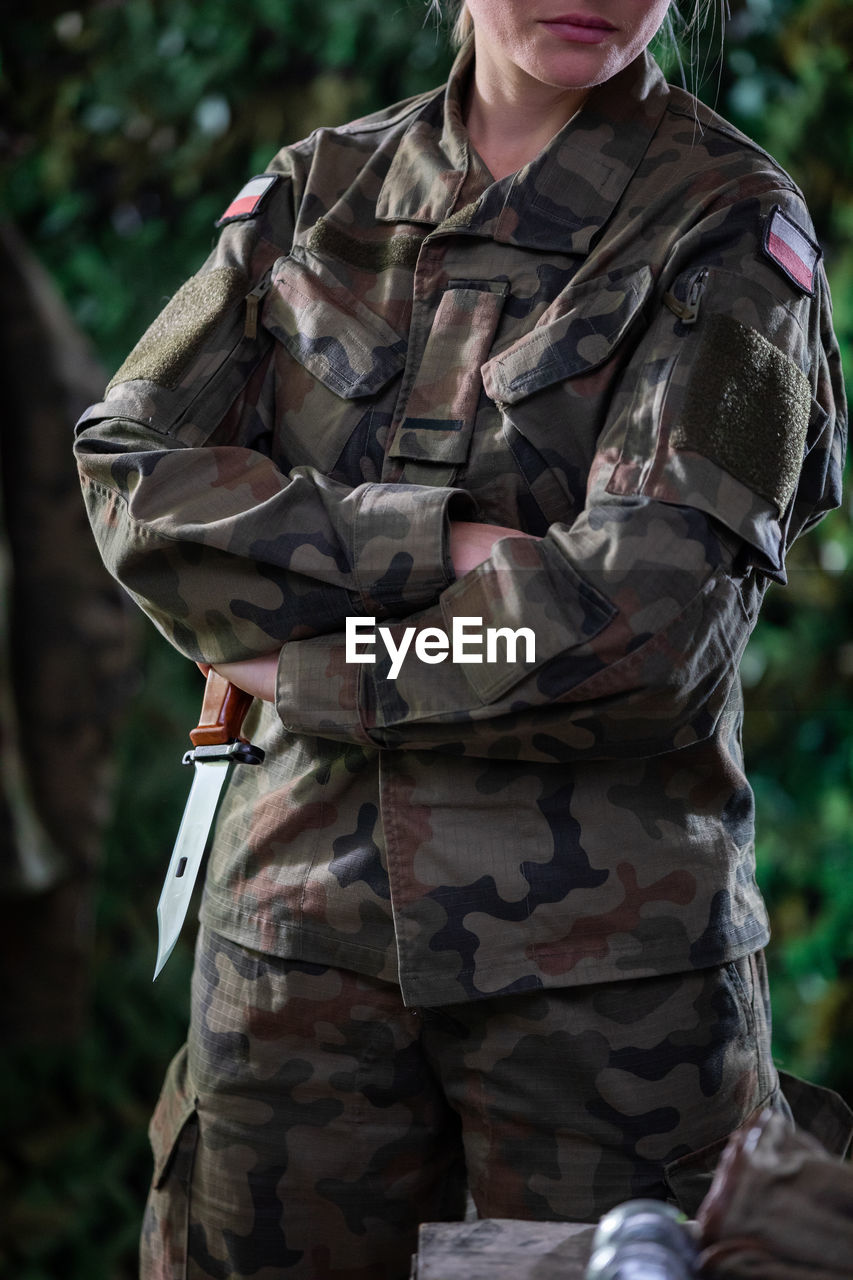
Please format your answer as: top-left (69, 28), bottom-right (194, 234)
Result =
top-left (153, 670), bottom-right (264, 979)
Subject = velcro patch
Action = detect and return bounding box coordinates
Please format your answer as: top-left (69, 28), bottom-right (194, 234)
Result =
top-left (216, 174), bottom-right (280, 227)
top-left (762, 206), bottom-right (821, 295)
top-left (107, 267), bottom-right (247, 391)
top-left (672, 313), bottom-right (811, 514)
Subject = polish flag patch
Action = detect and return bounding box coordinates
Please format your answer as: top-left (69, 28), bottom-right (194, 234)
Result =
top-left (216, 174), bottom-right (280, 227)
top-left (762, 206), bottom-right (821, 295)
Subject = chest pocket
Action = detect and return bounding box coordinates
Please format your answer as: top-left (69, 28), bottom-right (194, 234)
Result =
top-left (480, 265), bottom-right (653, 529)
top-left (261, 246), bottom-right (407, 475)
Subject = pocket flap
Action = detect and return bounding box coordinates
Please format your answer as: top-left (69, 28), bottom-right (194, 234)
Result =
top-left (262, 247), bottom-right (407, 399)
top-left (482, 264), bottom-right (653, 405)
top-left (778, 1069), bottom-right (853, 1158)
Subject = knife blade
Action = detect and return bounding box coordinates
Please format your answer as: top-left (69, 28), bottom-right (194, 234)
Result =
top-left (153, 670), bottom-right (264, 979)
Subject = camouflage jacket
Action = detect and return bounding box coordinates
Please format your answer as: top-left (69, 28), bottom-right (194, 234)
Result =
top-left (75, 43), bottom-right (846, 1006)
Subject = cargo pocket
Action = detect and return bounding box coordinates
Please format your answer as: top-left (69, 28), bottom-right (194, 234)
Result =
top-left (481, 264), bottom-right (653, 530)
top-left (662, 954), bottom-right (781, 1218)
top-left (141, 1044), bottom-right (199, 1278)
top-left (663, 1090), bottom-right (782, 1218)
top-left (778, 1069), bottom-right (853, 1158)
top-left (261, 245), bottom-right (407, 476)
top-left (666, 1074), bottom-right (853, 1223)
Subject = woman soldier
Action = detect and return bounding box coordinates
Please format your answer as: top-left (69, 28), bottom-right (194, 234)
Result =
top-left (75, 1), bottom-right (849, 1277)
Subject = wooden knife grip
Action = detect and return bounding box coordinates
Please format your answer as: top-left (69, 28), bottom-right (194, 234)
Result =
top-left (188, 670), bottom-right (253, 747)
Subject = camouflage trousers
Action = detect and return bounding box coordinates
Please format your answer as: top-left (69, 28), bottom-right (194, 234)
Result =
top-left (141, 926), bottom-right (785, 1280)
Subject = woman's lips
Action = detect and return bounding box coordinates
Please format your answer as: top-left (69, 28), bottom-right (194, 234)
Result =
top-left (540, 13), bottom-right (617, 44)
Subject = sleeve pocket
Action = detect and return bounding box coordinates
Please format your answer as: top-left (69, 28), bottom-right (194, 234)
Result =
top-left (604, 267), bottom-right (822, 579)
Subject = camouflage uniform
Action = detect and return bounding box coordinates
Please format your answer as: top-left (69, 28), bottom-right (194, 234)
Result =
top-left (75, 37), bottom-right (848, 1279)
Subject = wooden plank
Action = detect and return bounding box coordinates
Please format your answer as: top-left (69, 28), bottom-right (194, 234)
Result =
top-left (412, 1219), bottom-right (595, 1279)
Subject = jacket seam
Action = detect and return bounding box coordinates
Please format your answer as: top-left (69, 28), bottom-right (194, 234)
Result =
top-left (664, 100), bottom-right (805, 192)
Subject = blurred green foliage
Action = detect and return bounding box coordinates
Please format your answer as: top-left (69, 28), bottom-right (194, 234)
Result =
top-left (2, 0), bottom-right (454, 369)
top-left (0, 1), bottom-right (851, 1275)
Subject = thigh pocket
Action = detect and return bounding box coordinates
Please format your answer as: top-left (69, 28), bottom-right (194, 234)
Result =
top-left (662, 956), bottom-right (779, 1217)
top-left (722, 955), bottom-right (757, 1038)
top-left (661, 1096), bottom-right (777, 1219)
top-left (141, 1045), bottom-right (199, 1278)
top-left (150, 1044), bottom-right (199, 1190)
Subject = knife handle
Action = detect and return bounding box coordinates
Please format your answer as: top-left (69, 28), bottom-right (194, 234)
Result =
top-left (189, 670), bottom-right (253, 748)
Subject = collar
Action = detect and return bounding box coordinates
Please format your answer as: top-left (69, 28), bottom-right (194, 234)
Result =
top-left (376, 39), bottom-right (672, 256)
top-left (375, 38), bottom-right (482, 226)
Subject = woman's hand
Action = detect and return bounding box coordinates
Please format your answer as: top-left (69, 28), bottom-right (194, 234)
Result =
top-left (449, 521), bottom-right (537, 577)
top-left (197, 653), bottom-right (280, 703)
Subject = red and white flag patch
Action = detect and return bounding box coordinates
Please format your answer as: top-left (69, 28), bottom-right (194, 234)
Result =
top-left (762, 206), bottom-right (821, 295)
top-left (216, 174), bottom-right (280, 227)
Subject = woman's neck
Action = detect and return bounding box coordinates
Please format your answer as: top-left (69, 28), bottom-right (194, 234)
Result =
top-left (464, 38), bottom-right (589, 181)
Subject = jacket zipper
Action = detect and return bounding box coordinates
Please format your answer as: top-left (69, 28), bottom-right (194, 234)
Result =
top-left (244, 270), bottom-right (274, 340)
top-left (663, 268), bottom-right (708, 325)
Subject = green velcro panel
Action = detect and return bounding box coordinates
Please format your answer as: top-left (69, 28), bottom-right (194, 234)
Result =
top-left (107, 266), bottom-right (247, 391)
top-left (673, 313), bottom-right (811, 513)
top-left (308, 217), bottom-right (424, 272)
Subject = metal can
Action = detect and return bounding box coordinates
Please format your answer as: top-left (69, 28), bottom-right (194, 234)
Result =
top-left (586, 1199), bottom-right (699, 1280)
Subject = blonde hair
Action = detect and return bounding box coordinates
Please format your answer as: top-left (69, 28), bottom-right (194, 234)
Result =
top-left (426, 0), bottom-right (472, 48)
top-left (451, 2), bottom-right (473, 48)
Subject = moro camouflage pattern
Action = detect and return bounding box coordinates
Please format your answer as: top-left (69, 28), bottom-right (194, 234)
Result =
top-left (141, 927), bottom-right (781, 1279)
top-left (74, 42), bottom-right (847, 1008)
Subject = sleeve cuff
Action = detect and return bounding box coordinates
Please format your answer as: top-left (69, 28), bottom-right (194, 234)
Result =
top-left (350, 483), bottom-right (476, 613)
top-left (276, 636), bottom-right (374, 745)
top-left (437, 534), bottom-right (615, 702)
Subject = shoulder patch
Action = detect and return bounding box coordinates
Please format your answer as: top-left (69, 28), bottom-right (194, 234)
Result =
top-left (216, 174), bottom-right (280, 227)
top-left (762, 206), bottom-right (821, 296)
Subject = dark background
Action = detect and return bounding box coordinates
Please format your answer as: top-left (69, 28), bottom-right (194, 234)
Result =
top-left (1, 1), bottom-right (851, 1275)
